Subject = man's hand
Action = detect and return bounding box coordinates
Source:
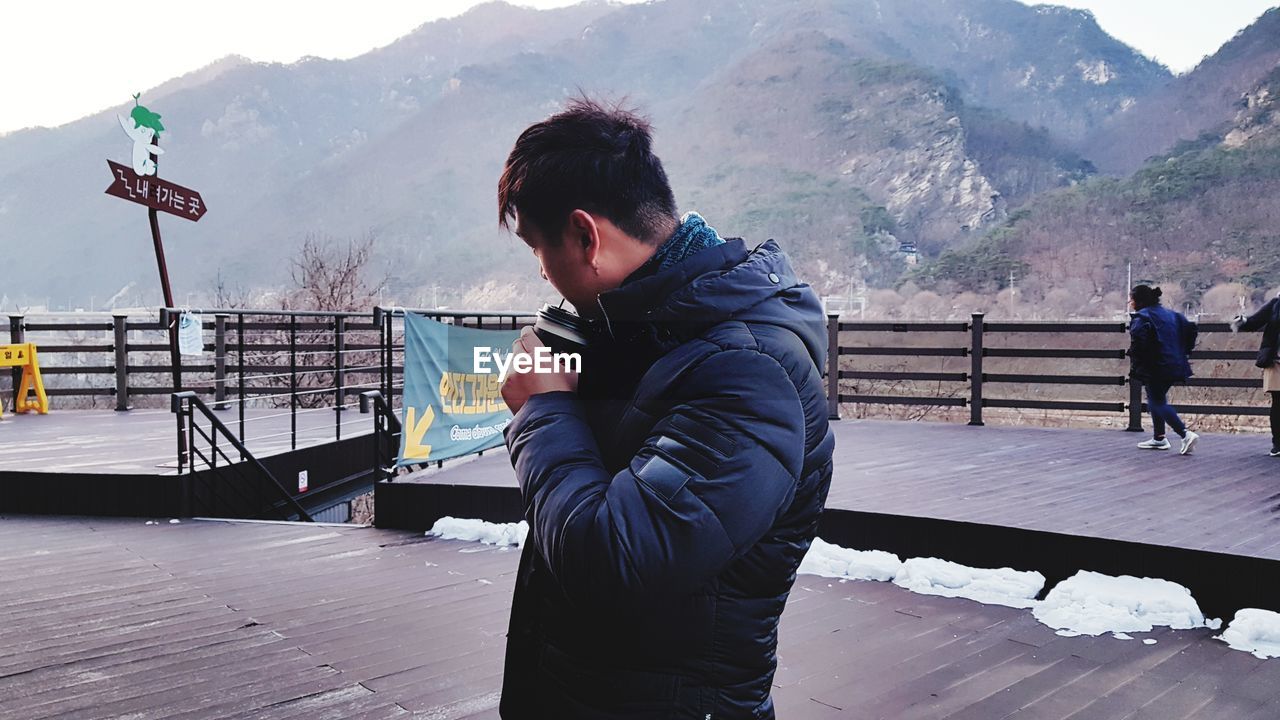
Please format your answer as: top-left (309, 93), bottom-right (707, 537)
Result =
top-left (501, 326), bottom-right (578, 413)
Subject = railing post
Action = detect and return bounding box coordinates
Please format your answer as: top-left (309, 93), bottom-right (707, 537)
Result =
top-left (334, 315), bottom-right (347, 417)
top-left (969, 312), bottom-right (985, 426)
top-left (213, 314), bottom-right (228, 410)
top-left (360, 390), bottom-right (379, 483)
top-left (374, 307), bottom-right (387, 401)
top-left (1125, 312), bottom-right (1143, 432)
top-left (9, 315), bottom-right (24, 411)
top-left (382, 309), bottom-right (394, 406)
top-left (1127, 376), bottom-right (1144, 432)
top-left (170, 392), bottom-right (190, 473)
top-left (289, 315), bottom-right (298, 450)
top-left (113, 314), bottom-right (131, 411)
top-left (237, 313), bottom-right (246, 451)
top-left (826, 312), bottom-right (840, 420)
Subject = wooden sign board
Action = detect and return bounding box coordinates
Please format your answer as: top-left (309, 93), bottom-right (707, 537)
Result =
top-left (105, 160), bottom-right (207, 221)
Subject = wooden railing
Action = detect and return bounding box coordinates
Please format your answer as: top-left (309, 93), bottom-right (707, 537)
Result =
top-left (6, 309), bottom-right (1269, 437)
top-left (830, 314), bottom-right (1269, 430)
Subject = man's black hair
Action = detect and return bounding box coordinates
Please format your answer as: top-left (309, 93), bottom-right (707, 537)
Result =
top-left (498, 97), bottom-right (678, 245)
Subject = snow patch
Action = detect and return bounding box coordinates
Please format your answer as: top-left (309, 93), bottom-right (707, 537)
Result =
top-left (1216, 609), bottom-right (1280, 659)
top-left (893, 557), bottom-right (1044, 609)
top-left (427, 517), bottom-right (527, 547)
top-left (433, 527), bottom-right (1259, 659)
top-left (1033, 571), bottom-right (1219, 636)
top-left (798, 538), bottom-right (901, 582)
top-left (1077, 59), bottom-right (1115, 84)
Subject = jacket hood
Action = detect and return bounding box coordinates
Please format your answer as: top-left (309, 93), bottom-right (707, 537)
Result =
top-left (596, 239), bottom-right (828, 369)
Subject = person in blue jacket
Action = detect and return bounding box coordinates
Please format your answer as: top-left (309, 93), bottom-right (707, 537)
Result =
top-left (493, 98), bottom-right (835, 719)
top-left (1128, 284), bottom-right (1199, 455)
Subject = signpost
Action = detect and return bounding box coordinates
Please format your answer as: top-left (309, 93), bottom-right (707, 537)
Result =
top-left (103, 95), bottom-right (208, 399)
top-left (104, 161), bottom-right (207, 221)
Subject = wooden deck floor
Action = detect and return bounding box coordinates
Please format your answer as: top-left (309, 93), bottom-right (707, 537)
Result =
top-left (404, 419), bottom-right (1280, 562)
top-left (1, 516), bottom-right (1276, 719)
top-left (0, 408), bottom-right (372, 474)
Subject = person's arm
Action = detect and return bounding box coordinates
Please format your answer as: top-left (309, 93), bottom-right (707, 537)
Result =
top-left (1181, 314), bottom-right (1199, 355)
top-left (1231, 299), bottom-right (1278, 333)
top-left (1128, 314), bottom-right (1152, 360)
top-left (505, 347), bottom-right (806, 606)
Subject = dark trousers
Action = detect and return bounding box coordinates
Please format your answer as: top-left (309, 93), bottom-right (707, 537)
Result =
top-left (1145, 381), bottom-right (1186, 438)
top-left (1271, 392), bottom-right (1279, 450)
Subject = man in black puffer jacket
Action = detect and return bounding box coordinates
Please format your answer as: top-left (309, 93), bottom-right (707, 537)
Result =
top-left (494, 98), bottom-right (835, 719)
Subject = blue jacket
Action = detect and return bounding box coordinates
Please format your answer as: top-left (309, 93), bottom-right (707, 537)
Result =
top-left (1129, 304), bottom-right (1197, 382)
top-left (500, 239), bottom-right (835, 719)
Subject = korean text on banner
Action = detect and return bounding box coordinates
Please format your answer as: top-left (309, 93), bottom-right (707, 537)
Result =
top-left (398, 313), bottom-right (520, 465)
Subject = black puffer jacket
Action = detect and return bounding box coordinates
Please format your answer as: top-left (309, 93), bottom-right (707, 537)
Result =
top-left (1233, 297), bottom-right (1280, 362)
top-left (499, 239), bottom-right (835, 719)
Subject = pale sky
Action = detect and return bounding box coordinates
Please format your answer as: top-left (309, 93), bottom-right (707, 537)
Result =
top-left (1, 0), bottom-right (1274, 135)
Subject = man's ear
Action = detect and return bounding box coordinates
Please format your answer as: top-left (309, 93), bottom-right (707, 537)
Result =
top-left (566, 209), bottom-right (601, 269)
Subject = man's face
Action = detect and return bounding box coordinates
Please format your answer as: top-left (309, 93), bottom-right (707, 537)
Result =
top-left (517, 219), bottom-right (604, 316)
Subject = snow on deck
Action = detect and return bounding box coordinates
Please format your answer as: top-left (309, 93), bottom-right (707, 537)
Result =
top-left (1, 515), bottom-right (1277, 719)
top-left (401, 419), bottom-right (1280, 561)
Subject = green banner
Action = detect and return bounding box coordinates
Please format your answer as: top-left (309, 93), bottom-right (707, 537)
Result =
top-left (397, 313), bottom-right (520, 465)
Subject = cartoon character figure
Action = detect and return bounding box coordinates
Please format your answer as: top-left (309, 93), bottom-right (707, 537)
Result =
top-left (118, 94), bottom-right (165, 176)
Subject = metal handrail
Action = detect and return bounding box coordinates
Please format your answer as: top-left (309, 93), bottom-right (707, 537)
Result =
top-left (171, 391), bottom-right (314, 522)
top-left (360, 390), bottom-right (401, 485)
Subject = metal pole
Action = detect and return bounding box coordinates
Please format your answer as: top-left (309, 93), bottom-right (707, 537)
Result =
top-left (290, 315), bottom-right (298, 450)
top-left (146, 136), bottom-right (182, 394)
top-left (171, 392), bottom-right (189, 473)
top-left (374, 307), bottom-right (387, 401)
top-left (113, 314), bottom-right (130, 411)
top-left (334, 315), bottom-right (346, 442)
top-left (237, 313), bottom-right (246, 451)
top-left (826, 312), bottom-right (840, 420)
top-left (374, 398), bottom-right (383, 484)
top-left (382, 309), bottom-right (393, 404)
top-left (969, 312), bottom-right (985, 426)
top-left (1125, 312), bottom-right (1143, 432)
top-left (9, 315), bottom-right (24, 411)
top-left (214, 314), bottom-right (227, 409)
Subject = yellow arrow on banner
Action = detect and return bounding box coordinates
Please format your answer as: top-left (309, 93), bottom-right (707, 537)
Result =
top-left (403, 405), bottom-right (435, 460)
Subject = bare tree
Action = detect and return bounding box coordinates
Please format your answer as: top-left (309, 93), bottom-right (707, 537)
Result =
top-left (212, 267), bottom-right (252, 309)
top-left (287, 233), bottom-right (388, 312)
top-left (244, 233), bottom-right (390, 409)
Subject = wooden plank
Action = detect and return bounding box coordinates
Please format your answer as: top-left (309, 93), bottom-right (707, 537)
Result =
top-left (0, 518), bottom-right (1269, 720)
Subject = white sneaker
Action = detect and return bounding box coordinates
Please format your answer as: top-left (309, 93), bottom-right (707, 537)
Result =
top-left (1137, 438), bottom-right (1171, 450)
top-left (1179, 431), bottom-right (1200, 456)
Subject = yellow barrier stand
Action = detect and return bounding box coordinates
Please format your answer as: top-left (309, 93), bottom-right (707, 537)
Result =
top-left (1, 343), bottom-right (49, 419)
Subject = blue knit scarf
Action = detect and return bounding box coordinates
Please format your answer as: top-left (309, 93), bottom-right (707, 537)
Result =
top-left (631, 212), bottom-right (725, 280)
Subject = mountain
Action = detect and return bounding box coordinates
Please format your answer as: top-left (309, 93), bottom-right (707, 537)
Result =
top-left (914, 58), bottom-right (1280, 301)
top-left (0, 0), bottom-right (1172, 307)
top-left (1083, 7), bottom-right (1280, 174)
